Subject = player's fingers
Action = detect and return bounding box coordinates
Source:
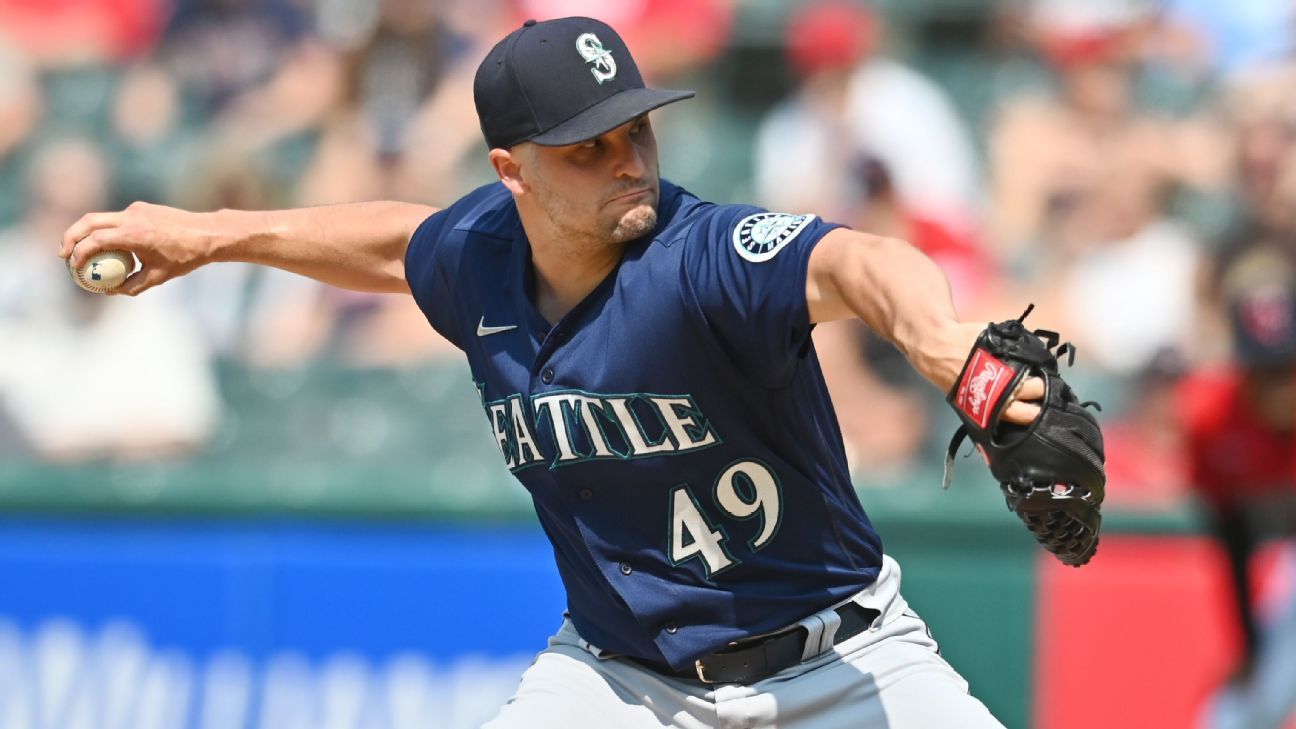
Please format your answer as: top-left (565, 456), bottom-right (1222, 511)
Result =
top-left (1001, 377), bottom-right (1045, 425)
top-left (113, 265), bottom-right (166, 297)
top-left (68, 228), bottom-right (130, 269)
top-left (1012, 376), bottom-right (1045, 403)
top-left (1002, 400), bottom-right (1041, 425)
top-left (60, 212), bottom-right (124, 259)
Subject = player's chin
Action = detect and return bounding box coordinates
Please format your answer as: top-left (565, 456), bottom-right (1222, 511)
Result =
top-left (608, 204), bottom-right (657, 243)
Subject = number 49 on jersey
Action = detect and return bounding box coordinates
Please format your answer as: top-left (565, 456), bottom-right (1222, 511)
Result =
top-left (668, 460), bottom-right (782, 577)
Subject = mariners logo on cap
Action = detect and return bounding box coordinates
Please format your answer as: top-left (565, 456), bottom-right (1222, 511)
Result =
top-left (732, 213), bottom-right (817, 262)
top-left (576, 33), bottom-right (617, 84)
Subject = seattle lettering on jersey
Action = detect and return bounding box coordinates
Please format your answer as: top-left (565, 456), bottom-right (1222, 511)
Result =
top-left (477, 387), bottom-right (722, 470)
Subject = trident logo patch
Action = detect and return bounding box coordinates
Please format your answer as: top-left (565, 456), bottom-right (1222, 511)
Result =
top-left (576, 33), bottom-right (617, 84)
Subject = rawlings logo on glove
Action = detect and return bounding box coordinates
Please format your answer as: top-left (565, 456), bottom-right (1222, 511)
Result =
top-left (955, 351), bottom-right (1013, 427)
top-left (943, 306), bottom-right (1107, 567)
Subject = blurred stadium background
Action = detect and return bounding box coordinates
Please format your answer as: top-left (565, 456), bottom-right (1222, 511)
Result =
top-left (1, 0), bottom-right (1295, 727)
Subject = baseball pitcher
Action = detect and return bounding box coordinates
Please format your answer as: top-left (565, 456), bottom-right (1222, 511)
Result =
top-left (59, 17), bottom-right (1104, 728)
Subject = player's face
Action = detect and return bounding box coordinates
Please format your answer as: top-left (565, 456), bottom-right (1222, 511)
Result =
top-left (525, 116), bottom-right (660, 245)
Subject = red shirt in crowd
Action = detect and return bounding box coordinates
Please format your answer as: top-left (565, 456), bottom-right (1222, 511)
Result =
top-left (1179, 367), bottom-right (1296, 512)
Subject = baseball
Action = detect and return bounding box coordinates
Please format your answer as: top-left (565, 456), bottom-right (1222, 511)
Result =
top-left (68, 250), bottom-right (135, 293)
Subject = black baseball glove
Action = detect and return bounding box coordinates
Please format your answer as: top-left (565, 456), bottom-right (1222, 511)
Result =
top-left (942, 305), bottom-right (1106, 567)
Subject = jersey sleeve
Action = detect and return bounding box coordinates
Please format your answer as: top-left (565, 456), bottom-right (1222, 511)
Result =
top-left (681, 205), bottom-right (844, 388)
top-left (404, 203), bottom-right (469, 350)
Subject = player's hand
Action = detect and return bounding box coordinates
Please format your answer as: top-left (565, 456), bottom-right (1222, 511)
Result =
top-left (937, 321), bottom-right (1043, 426)
top-left (59, 201), bottom-right (212, 296)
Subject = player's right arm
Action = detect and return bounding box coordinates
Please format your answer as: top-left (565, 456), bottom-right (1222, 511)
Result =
top-left (59, 201), bottom-right (437, 297)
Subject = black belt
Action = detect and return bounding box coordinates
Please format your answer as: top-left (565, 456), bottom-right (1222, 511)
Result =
top-left (632, 601), bottom-right (880, 685)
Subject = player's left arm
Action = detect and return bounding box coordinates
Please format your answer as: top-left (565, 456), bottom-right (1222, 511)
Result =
top-left (805, 228), bottom-right (1041, 423)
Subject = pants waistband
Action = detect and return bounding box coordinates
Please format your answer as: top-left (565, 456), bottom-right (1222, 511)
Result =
top-left (631, 600), bottom-right (880, 685)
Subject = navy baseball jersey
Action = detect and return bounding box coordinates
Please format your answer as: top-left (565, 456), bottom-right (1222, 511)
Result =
top-left (405, 179), bottom-right (884, 671)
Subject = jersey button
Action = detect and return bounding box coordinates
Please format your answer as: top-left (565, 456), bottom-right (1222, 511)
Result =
top-left (578, 488), bottom-right (593, 501)
top-left (664, 622), bottom-right (678, 635)
top-left (541, 368), bottom-right (555, 384)
top-left (619, 562), bottom-right (632, 575)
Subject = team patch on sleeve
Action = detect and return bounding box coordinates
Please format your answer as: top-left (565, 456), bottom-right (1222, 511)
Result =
top-left (732, 213), bottom-right (817, 263)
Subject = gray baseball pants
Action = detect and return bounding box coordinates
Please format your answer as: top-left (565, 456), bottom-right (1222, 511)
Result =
top-left (482, 555), bottom-right (1006, 728)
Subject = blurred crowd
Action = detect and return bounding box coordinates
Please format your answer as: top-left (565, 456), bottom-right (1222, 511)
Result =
top-left (0, 1), bottom-right (1292, 500)
top-left (760, 0), bottom-right (1284, 495)
top-left (753, 4), bottom-right (1295, 721)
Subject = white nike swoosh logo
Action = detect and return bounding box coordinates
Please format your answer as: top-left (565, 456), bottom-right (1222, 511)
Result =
top-left (477, 317), bottom-right (518, 337)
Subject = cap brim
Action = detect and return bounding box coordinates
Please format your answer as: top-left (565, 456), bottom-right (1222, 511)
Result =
top-left (530, 87), bottom-right (695, 146)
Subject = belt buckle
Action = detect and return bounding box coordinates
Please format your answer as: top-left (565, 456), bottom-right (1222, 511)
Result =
top-left (693, 658), bottom-right (717, 684)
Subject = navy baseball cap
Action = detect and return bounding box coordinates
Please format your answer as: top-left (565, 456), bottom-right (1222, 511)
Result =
top-left (473, 17), bottom-right (695, 149)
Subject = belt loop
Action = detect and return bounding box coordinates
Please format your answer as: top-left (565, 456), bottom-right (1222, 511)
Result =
top-left (797, 614), bottom-right (825, 661)
top-left (816, 609), bottom-right (842, 656)
top-left (795, 608), bottom-right (841, 662)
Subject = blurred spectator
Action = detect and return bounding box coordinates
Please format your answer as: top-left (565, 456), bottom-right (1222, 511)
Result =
top-left (0, 138), bottom-right (221, 460)
top-left (989, 2), bottom-right (1228, 257)
top-left (1197, 68), bottom-right (1296, 363)
top-left (1216, 68), bottom-right (1296, 257)
top-left (755, 0), bottom-right (980, 242)
top-left (1181, 246), bottom-right (1296, 729)
top-left (989, 3), bottom-right (1231, 375)
top-left (1189, 74), bottom-right (1296, 727)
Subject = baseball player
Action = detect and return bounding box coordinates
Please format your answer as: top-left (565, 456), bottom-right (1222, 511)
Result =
top-left (59, 17), bottom-right (1103, 728)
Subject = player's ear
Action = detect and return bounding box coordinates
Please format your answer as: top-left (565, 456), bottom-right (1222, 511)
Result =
top-left (490, 146), bottom-right (529, 195)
